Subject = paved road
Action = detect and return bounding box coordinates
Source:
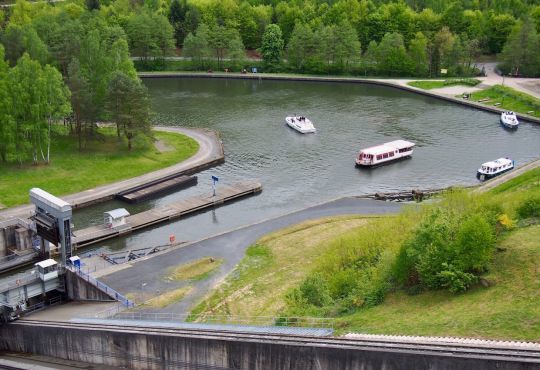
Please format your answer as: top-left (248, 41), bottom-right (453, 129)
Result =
top-left (0, 127), bottom-right (223, 221)
top-left (99, 197), bottom-right (403, 315)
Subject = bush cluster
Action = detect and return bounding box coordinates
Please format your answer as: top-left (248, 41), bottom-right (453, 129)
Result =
top-left (394, 209), bottom-right (496, 293)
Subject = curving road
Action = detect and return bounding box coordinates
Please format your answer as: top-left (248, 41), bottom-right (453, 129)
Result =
top-left (99, 196), bottom-right (403, 315)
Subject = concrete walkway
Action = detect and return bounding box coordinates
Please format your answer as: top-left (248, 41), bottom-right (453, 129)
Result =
top-left (384, 63), bottom-right (540, 99)
top-left (0, 127), bottom-right (224, 221)
top-left (98, 197), bottom-right (403, 315)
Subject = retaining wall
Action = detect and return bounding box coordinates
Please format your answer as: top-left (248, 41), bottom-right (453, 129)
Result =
top-left (0, 323), bottom-right (536, 370)
top-left (65, 271), bottom-right (114, 302)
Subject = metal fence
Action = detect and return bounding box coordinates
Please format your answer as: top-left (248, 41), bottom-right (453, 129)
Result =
top-left (66, 265), bottom-right (135, 308)
top-left (83, 309), bottom-right (334, 329)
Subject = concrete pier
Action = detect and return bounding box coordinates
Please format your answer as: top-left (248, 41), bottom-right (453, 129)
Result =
top-left (73, 181), bottom-right (262, 248)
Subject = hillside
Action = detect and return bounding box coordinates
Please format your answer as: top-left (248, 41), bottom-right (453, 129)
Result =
top-left (192, 170), bottom-right (539, 341)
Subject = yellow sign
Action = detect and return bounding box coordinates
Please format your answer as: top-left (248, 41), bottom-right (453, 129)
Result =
top-left (440, 69), bottom-right (448, 74)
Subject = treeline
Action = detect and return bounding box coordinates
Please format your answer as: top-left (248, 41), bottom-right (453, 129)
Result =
top-left (161, 0), bottom-right (539, 76)
top-left (1, 0), bottom-right (536, 80)
top-left (0, 1), bottom-right (152, 163)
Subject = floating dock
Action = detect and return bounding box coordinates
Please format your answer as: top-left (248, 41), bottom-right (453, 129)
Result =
top-left (72, 181), bottom-right (262, 248)
top-left (116, 175), bottom-right (197, 203)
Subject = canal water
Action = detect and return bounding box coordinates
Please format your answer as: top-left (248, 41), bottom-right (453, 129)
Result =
top-left (73, 78), bottom-right (540, 252)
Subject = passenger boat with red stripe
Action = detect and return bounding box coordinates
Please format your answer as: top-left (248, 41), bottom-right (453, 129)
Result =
top-left (355, 140), bottom-right (415, 167)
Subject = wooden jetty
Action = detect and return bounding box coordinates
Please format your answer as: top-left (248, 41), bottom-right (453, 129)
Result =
top-left (72, 180), bottom-right (262, 248)
top-left (116, 175), bottom-right (197, 203)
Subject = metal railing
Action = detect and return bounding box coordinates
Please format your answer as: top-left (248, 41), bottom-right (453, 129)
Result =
top-left (66, 265), bottom-right (135, 308)
top-left (0, 268), bottom-right (39, 293)
top-left (83, 309), bottom-right (334, 329)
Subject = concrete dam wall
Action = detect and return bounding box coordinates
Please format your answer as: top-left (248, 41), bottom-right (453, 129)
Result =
top-left (0, 321), bottom-right (537, 370)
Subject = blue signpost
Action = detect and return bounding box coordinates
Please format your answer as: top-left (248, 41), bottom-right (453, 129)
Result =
top-left (212, 176), bottom-right (219, 196)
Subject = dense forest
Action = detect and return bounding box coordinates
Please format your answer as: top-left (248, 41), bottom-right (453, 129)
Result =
top-left (0, 0), bottom-right (539, 163)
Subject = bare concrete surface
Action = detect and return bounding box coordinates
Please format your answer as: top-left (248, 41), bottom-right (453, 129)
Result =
top-left (19, 301), bottom-right (118, 322)
top-left (0, 353), bottom-right (120, 369)
top-left (98, 197), bottom-right (403, 315)
top-left (382, 62), bottom-right (540, 99)
top-left (0, 127), bottom-right (223, 221)
top-left (475, 158), bottom-right (540, 193)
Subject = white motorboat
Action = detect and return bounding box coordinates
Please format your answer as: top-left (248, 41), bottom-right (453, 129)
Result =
top-left (500, 111), bottom-right (519, 129)
top-left (285, 116), bottom-right (316, 134)
top-left (355, 140), bottom-right (415, 167)
top-left (476, 157), bottom-right (514, 181)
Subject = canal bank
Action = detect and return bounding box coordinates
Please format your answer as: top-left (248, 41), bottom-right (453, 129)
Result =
top-left (97, 197), bottom-right (403, 314)
top-left (138, 72), bottom-right (540, 124)
top-left (0, 127), bottom-right (224, 222)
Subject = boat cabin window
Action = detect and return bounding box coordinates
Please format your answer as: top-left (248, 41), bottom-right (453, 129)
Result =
top-left (383, 153), bottom-right (389, 159)
top-left (398, 147), bottom-right (412, 153)
top-left (376, 155), bottom-right (382, 160)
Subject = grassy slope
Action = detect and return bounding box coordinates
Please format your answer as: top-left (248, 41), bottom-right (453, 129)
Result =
top-left (471, 85), bottom-right (540, 117)
top-left (191, 216), bottom-right (370, 317)
top-left (0, 128), bottom-right (199, 207)
top-left (336, 224), bottom-right (540, 340)
top-left (191, 170), bottom-right (539, 340)
top-left (407, 79), bottom-right (480, 90)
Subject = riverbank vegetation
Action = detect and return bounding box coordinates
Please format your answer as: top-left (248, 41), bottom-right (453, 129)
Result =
top-left (193, 170), bottom-right (539, 340)
top-left (0, 127), bottom-right (198, 207)
top-left (408, 78), bottom-right (481, 90)
top-left (470, 85), bottom-right (540, 117)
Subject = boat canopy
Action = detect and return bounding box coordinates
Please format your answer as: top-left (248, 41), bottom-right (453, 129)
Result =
top-left (480, 158), bottom-right (513, 169)
top-left (360, 140), bottom-right (415, 155)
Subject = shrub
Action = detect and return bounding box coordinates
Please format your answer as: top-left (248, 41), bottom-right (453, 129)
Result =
top-left (297, 273), bottom-right (333, 307)
top-left (395, 207), bottom-right (496, 293)
top-left (436, 263), bottom-right (478, 293)
top-left (516, 195), bottom-right (540, 219)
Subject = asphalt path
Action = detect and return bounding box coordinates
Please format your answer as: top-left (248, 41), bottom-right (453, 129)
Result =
top-left (100, 197), bottom-right (403, 314)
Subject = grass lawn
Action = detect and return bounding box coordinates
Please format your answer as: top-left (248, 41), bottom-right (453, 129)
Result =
top-left (0, 127), bottom-right (199, 207)
top-left (470, 85), bottom-right (540, 117)
top-left (489, 167), bottom-right (540, 195)
top-left (191, 216), bottom-right (371, 318)
top-left (408, 78), bottom-right (481, 90)
top-left (168, 257), bottom-right (223, 281)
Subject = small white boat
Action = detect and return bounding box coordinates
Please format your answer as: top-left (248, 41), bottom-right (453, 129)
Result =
top-left (285, 116), bottom-right (316, 134)
top-left (476, 157), bottom-right (514, 181)
top-left (355, 140), bottom-right (415, 167)
top-left (500, 111), bottom-right (519, 129)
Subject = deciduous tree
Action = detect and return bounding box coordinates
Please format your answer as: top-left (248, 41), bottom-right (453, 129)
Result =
top-left (260, 24), bottom-right (284, 67)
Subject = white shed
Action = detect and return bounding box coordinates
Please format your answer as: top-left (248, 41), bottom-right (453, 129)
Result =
top-left (104, 208), bottom-right (130, 228)
top-left (35, 259), bottom-right (58, 281)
